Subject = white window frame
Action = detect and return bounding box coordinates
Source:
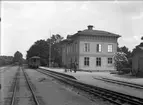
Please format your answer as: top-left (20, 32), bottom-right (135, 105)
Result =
top-left (96, 57), bottom-right (101, 66)
top-left (108, 58), bottom-right (113, 64)
top-left (108, 44), bottom-right (113, 52)
top-left (97, 44), bottom-right (102, 52)
top-left (84, 43), bottom-right (90, 52)
top-left (84, 57), bottom-right (90, 66)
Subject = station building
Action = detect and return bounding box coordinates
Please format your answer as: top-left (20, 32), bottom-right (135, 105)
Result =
top-left (61, 25), bottom-right (121, 71)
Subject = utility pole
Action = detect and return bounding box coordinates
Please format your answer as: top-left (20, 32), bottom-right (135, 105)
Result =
top-left (0, 17), bottom-right (2, 55)
top-left (49, 29), bottom-right (51, 67)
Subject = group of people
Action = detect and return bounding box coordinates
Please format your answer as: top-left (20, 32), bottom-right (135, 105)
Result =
top-left (64, 62), bottom-right (78, 73)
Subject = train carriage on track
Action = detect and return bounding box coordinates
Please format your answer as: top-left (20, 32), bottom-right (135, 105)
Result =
top-left (28, 56), bottom-right (40, 69)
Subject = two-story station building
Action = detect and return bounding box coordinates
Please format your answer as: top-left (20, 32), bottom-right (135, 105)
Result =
top-left (61, 25), bottom-right (121, 71)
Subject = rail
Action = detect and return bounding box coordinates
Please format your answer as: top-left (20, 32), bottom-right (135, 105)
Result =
top-left (10, 68), bottom-right (20, 105)
top-left (21, 67), bottom-right (40, 105)
top-left (36, 68), bottom-right (143, 105)
top-left (93, 77), bottom-right (143, 89)
top-left (10, 67), bottom-right (40, 105)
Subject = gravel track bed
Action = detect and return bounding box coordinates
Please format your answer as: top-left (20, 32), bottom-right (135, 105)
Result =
top-left (26, 68), bottom-right (114, 105)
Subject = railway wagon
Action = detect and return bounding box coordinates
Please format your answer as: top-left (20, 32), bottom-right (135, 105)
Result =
top-left (28, 56), bottom-right (40, 69)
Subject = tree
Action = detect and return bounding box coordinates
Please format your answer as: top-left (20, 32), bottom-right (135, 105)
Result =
top-left (50, 34), bottom-right (63, 44)
top-left (13, 51), bottom-right (23, 65)
top-left (0, 56), bottom-right (13, 66)
top-left (132, 36), bottom-right (143, 58)
top-left (119, 46), bottom-right (132, 58)
top-left (26, 39), bottom-right (49, 66)
top-left (113, 52), bottom-right (128, 73)
top-left (141, 36), bottom-right (143, 40)
top-left (47, 34), bottom-right (64, 67)
top-left (117, 46), bottom-right (132, 68)
top-left (26, 34), bottom-right (64, 67)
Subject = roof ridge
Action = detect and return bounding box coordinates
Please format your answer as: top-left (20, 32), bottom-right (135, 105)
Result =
top-left (76, 29), bottom-right (120, 37)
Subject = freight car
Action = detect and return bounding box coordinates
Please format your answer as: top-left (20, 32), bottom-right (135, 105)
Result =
top-left (28, 56), bottom-right (40, 69)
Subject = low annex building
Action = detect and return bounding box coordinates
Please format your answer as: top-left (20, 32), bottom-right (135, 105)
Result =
top-left (61, 25), bottom-right (121, 71)
top-left (132, 43), bottom-right (143, 76)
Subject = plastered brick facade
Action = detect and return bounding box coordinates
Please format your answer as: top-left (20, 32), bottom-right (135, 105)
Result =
top-left (61, 25), bottom-right (120, 71)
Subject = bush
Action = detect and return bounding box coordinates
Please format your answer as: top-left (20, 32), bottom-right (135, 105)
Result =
top-left (121, 68), bottom-right (131, 74)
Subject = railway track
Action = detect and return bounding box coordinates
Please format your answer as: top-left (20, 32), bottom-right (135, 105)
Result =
top-left (93, 76), bottom-right (143, 89)
top-left (36, 68), bottom-right (143, 105)
top-left (9, 67), bottom-right (40, 105)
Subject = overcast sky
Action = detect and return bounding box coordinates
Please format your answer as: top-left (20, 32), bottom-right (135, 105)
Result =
top-left (1, 1), bottom-right (143, 58)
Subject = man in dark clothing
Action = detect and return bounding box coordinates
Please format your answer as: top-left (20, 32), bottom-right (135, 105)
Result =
top-left (64, 65), bottom-right (67, 72)
top-left (70, 63), bottom-right (73, 72)
top-left (73, 62), bottom-right (78, 73)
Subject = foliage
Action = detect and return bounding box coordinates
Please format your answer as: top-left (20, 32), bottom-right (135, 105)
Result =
top-left (119, 46), bottom-right (132, 58)
top-left (113, 52), bottom-right (128, 73)
top-left (117, 46), bottom-right (132, 68)
top-left (26, 39), bottom-right (49, 66)
top-left (22, 58), bottom-right (27, 64)
top-left (27, 39), bottom-right (49, 59)
top-left (13, 51), bottom-right (23, 65)
top-left (26, 34), bottom-right (64, 67)
top-left (141, 36), bottom-right (143, 40)
top-left (121, 68), bottom-right (131, 74)
top-left (132, 43), bottom-right (143, 55)
top-left (50, 34), bottom-right (64, 44)
top-left (50, 34), bottom-right (63, 67)
top-left (0, 56), bottom-right (14, 66)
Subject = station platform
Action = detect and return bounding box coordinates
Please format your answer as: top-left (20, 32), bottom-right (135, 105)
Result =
top-left (40, 67), bottom-right (143, 85)
top-left (39, 66), bottom-right (143, 98)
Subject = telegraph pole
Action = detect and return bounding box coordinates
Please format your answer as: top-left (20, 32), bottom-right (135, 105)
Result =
top-left (0, 17), bottom-right (1, 55)
top-left (49, 29), bottom-right (51, 67)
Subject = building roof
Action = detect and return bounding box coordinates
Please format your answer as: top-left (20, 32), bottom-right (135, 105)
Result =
top-left (82, 29), bottom-right (120, 37)
top-left (70, 25), bottom-right (121, 38)
top-left (72, 29), bottom-right (121, 38)
top-left (61, 25), bottom-right (121, 44)
top-left (60, 39), bottom-right (73, 45)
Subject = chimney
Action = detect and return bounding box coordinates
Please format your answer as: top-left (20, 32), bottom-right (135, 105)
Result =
top-left (87, 25), bottom-right (94, 30)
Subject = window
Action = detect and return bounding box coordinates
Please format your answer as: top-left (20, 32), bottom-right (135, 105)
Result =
top-left (70, 58), bottom-right (72, 63)
top-left (84, 57), bottom-right (89, 66)
top-left (84, 43), bottom-right (90, 52)
top-left (108, 58), bottom-right (112, 64)
top-left (74, 43), bottom-right (76, 52)
top-left (75, 43), bottom-right (77, 52)
top-left (96, 57), bottom-right (101, 66)
top-left (108, 44), bottom-right (113, 52)
top-left (70, 45), bottom-right (71, 52)
top-left (97, 44), bottom-right (102, 52)
top-left (73, 44), bottom-right (75, 52)
top-left (67, 47), bottom-right (69, 53)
